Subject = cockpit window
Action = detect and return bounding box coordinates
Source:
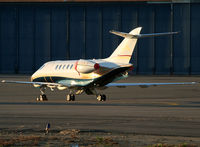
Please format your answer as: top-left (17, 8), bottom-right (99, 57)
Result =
top-left (62, 65), bottom-right (66, 69)
top-left (39, 64), bottom-right (45, 70)
top-left (59, 65), bottom-right (62, 70)
top-left (66, 65), bottom-right (69, 69)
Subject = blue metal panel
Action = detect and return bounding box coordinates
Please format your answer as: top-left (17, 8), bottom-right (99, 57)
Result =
top-left (51, 7), bottom-right (68, 60)
top-left (0, 7), bottom-right (17, 73)
top-left (173, 4), bottom-right (190, 74)
top-left (155, 4), bottom-right (171, 74)
top-left (69, 6), bottom-right (85, 60)
top-left (137, 4), bottom-right (154, 74)
top-left (85, 6), bottom-right (101, 59)
top-left (102, 6), bottom-right (121, 58)
top-left (18, 7), bottom-right (35, 73)
top-left (121, 4), bottom-right (138, 73)
top-left (191, 4), bottom-right (200, 74)
top-left (35, 7), bottom-right (51, 69)
top-left (0, 3), bottom-right (199, 75)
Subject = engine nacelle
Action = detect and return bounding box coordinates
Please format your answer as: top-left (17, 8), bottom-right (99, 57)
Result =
top-left (75, 59), bottom-right (100, 73)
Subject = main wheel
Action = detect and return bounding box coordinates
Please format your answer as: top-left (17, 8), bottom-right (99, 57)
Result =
top-left (66, 94), bottom-right (71, 101)
top-left (102, 94), bottom-right (106, 101)
top-left (97, 95), bottom-right (102, 101)
top-left (71, 94), bottom-right (75, 101)
top-left (66, 94), bottom-right (75, 101)
top-left (97, 94), bottom-right (106, 101)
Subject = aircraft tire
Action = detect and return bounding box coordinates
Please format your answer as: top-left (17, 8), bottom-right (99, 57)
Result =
top-left (71, 94), bottom-right (75, 101)
top-left (38, 94), bottom-right (48, 101)
top-left (97, 94), bottom-right (106, 101)
top-left (102, 94), bottom-right (106, 101)
top-left (97, 95), bottom-right (101, 101)
top-left (66, 94), bottom-right (75, 101)
top-left (66, 94), bottom-right (70, 101)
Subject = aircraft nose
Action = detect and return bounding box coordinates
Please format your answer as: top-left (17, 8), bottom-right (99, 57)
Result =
top-left (31, 72), bottom-right (37, 82)
top-left (31, 75), bottom-right (34, 82)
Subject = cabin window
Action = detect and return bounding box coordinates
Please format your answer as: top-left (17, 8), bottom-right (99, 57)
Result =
top-left (55, 65), bottom-right (58, 70)
top-left (59, 65), bottom-right (62, 70)
top-left (70, 64), bottom-right (73, 69)
top-left (62, 65), bottom-right (66, 69)
top-left (66, 64), bottom-right (70, 69)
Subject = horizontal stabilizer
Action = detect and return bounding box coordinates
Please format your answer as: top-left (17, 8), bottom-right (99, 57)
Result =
top-left (110, 30), bottom-right (179, 39)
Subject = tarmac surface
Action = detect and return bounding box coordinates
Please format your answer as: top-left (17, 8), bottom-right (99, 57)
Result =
top-left (0, 75), bottom-right (200, 146)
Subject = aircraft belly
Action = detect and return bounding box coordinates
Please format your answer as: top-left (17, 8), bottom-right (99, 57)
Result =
top-left (32, 76), bottom-right (95, 87)
top-left (58, 79), bottom-right (94, 87)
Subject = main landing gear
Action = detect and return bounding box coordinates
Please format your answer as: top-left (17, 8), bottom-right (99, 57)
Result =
top-left (36, 87), bottom-right (48, 101)
top-left (36, 87), bottom-right (107, 102)
top-left (66, 94), bottom-right (75, 101)
top-left (96, 94), bottom-right (106, 101)
top-left (65, 93), bottom-right (106, 102)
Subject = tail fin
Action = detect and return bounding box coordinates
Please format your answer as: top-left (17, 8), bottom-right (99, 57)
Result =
top-left (107, 27), bottom-right (178, 64)
top-left (106, 27), bottom-right (142, 64)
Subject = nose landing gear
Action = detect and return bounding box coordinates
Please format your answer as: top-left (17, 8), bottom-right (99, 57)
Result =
top-left (36, 86), bottom-right (48, 101)
top-left (36, 94), bottom-right (48, 101)
top-left (66, 94), bottom-right (75, 101)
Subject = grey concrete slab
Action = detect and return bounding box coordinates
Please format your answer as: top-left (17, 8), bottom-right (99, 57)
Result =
top-left (0, 75), bottom-right (200, 146)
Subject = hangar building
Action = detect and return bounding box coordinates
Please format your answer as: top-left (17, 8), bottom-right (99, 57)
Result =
top-left (0, 0), bottom-right (199, 75)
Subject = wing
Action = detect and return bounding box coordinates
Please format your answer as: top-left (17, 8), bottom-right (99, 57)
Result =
top-left (106, 82), bottom-right (198, 88)
top-left (1, 80), bottom-right (62, 87)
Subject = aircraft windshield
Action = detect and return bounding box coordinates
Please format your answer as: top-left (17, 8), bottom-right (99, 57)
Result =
top-left (38, 64), bottom-right (45, 70)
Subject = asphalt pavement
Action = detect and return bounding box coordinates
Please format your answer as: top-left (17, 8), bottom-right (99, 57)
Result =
top-left (0, 75), bottom-right (200, 146)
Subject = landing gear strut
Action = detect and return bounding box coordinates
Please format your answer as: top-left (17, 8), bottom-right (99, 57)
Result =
top-left (66, 94), bottom-right (75, 101)
top-left (97, 94), bottom-right (106, 101)
top-left (36, 87), bottom-right (48, 101)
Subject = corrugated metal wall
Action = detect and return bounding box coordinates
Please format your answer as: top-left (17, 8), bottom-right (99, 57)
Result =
top-left (0, 2), bottom-right (200, 74)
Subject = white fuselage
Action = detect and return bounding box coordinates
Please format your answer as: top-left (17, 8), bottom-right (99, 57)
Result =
top-left (31, 59), bottom-right (129, 87)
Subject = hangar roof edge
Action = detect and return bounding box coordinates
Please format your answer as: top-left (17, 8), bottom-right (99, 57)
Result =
top-left (0, 0), bottom-right (198, 3)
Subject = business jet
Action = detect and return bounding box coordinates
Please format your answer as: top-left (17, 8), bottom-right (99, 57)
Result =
top-left (1, 27), bottom-right (197, 101)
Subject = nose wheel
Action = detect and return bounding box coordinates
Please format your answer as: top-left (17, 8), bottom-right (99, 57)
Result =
top-left (97, 94), bottom-right (106, 101)
top-left (36, 86), bottom-right (48, 101)
top-left (36, 94), bottom-right (48, 101)
top-left (66, 94), bottom-right (75, 101)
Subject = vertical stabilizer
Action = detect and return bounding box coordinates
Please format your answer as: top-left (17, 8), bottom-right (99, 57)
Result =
top-left (107, 27), bottom-right (142, 64)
